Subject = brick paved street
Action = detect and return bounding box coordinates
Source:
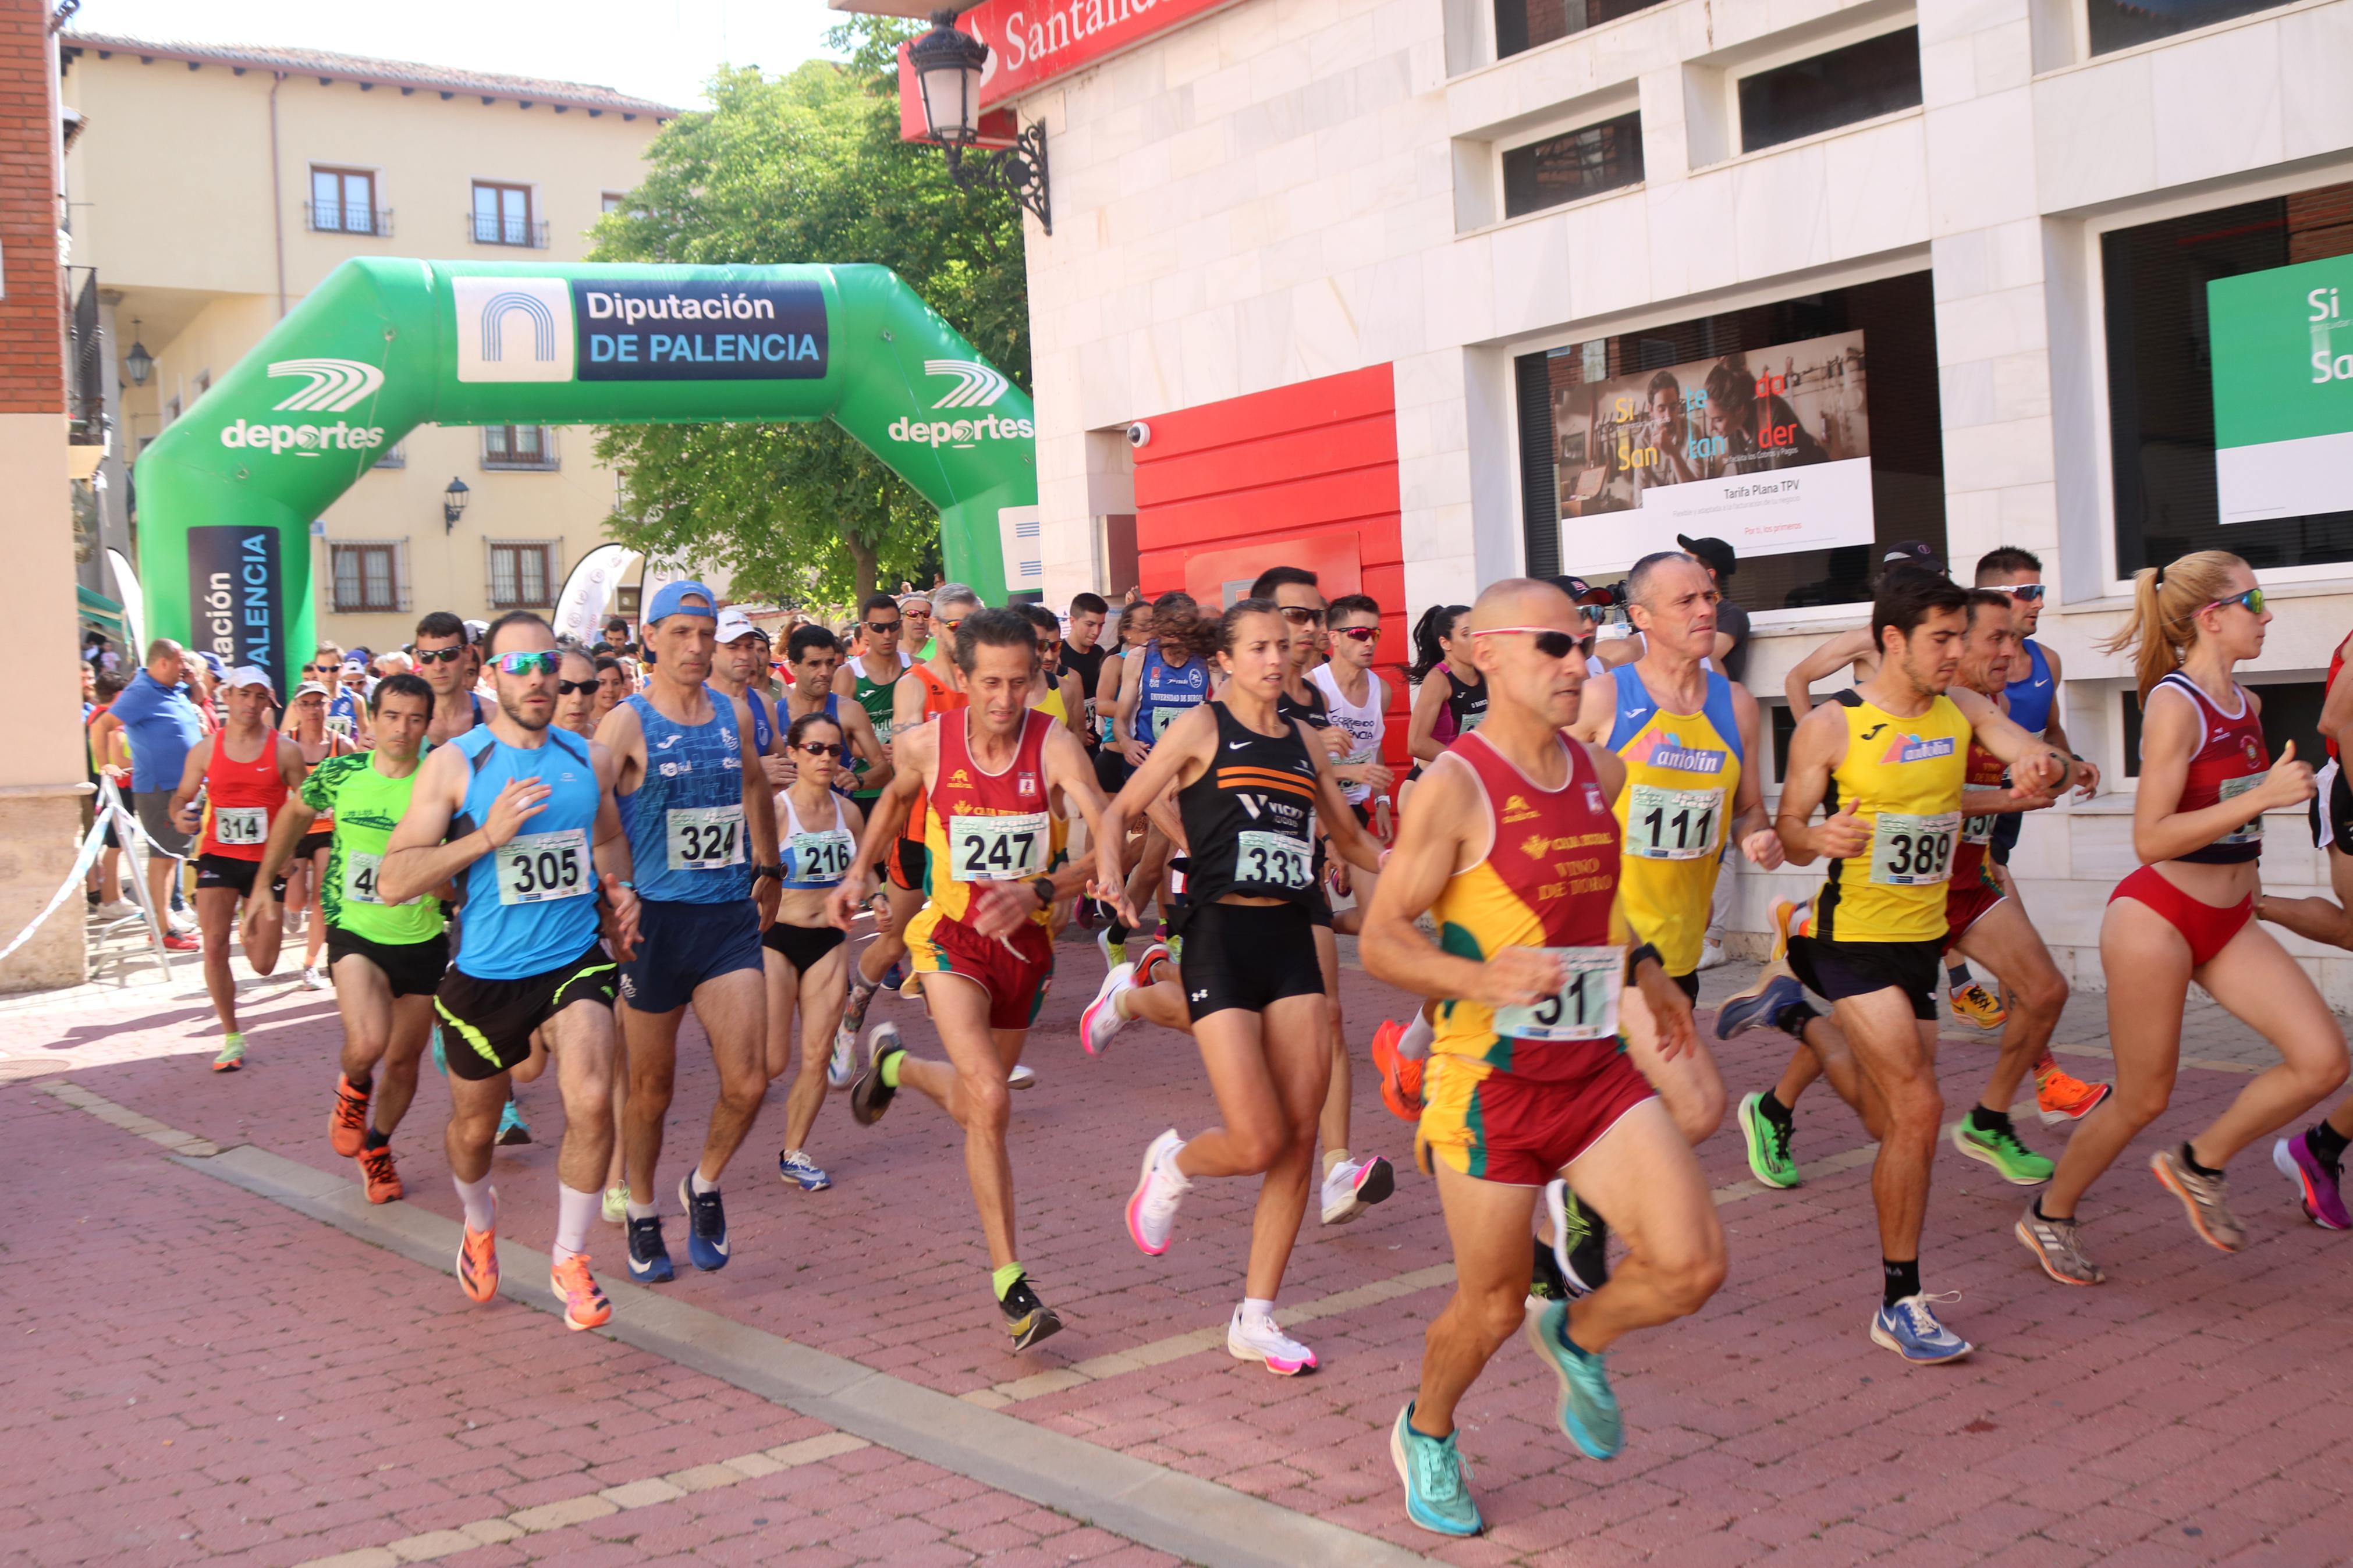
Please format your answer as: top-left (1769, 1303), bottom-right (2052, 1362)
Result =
top-left (5, 921), bottom-right (2350, 1566)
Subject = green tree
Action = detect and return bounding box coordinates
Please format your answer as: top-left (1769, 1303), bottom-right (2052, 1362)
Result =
top-left (590, 22), bottom-right (1029, 606)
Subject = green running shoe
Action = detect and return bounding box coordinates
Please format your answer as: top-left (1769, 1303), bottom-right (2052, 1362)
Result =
top-left (1952, 1117), bottom-right (2053, 1186)
top-left (1525, 1300), bottom-right (1621, 1459)
top-left (1738, 1091), bottom-right (1800, 1189)
top-left (1391, 1405), bottom-right (1482, 1537)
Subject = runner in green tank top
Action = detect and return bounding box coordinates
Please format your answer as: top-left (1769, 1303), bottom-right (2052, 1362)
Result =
top-left (254, 674), bottom-right (449, 1206)
top-left (834, 590), bottom-right (911, 806)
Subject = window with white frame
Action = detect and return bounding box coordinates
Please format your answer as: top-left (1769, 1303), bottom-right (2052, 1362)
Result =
top-left (331, 541), bottom-right (409, 614)
top-left (487, 540), bottom-right (558, 608)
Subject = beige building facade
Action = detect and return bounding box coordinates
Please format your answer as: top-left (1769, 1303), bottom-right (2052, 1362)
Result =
top-left (60, 34), bottom-right (673, 655)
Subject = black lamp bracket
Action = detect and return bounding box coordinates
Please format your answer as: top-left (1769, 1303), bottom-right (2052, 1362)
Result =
top-left (941, 120), bottom-right (1050, 236)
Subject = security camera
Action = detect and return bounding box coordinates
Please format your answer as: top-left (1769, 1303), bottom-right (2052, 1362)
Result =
top-left (1126, 421), bottom-right (1152, 448)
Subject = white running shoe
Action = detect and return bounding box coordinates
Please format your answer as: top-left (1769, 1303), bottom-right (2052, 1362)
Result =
top-left (1125, 1129), bottom-right (1188, 1256)
top-left (1227, 1304), bottom-right (1318, 1375)
top-left (826, 1026), bottom-right (857, 1090)
top-left (301, 964), bottom-right (331, 991)
top-left (94, 899), bottom-right (138, 920)
top-left (1007, 1063), bottom-right (1037, 1090)
top-left (1320, 1155), bottom-right (1396, 1225)
top-left (1081, 962), bottom-right (1135, 1057)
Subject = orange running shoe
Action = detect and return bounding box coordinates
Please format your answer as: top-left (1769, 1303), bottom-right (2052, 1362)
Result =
top-left (456, 1199), bottom-right (499, 1304)
top-left (357, 1143), bottom-right (403, 1204)
top-left (2034, 1060), bottom-right (2113, 1127)
top-left (329, 1074), bottom-right (371, 1158)
top-left (1370, 1019), bottom-right (1423, 1123)
top-left (1133, 938), bottom-right (1174, 989)
top-left (551, 1255), bottom-right (612, 1331)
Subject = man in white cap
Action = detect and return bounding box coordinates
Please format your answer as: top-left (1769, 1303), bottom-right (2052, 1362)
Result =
top-left (166, 666), bottom-right (307, 1070)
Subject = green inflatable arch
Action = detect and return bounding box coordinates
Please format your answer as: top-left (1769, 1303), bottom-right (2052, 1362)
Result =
top-left (133, 259), bottom-right (1038, 691)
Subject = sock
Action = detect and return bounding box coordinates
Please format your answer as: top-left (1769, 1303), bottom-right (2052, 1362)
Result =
top-left (363, 1128), bottom-right (390, 1151)
top-left (1240, 1295), bottom-right (1278, 1331)
top-left (551, 1183), bottom-right (598, 1265)
top-left (1756, 1090), bottom-right (1793, 1127)
top-left (2311, 1121), bottom-right (2351, 1165)
top-left (1106, 918), bottom-right (1132, 944)
top-left (1947, 962), bottom-right (1972, 991)
top-left (1399, 1009), bottom-right (1435, 1062)
top-left (1322, 1148), bottom-right (1349, 1178)
top-left (2180, 1142), bottom-right (2222, 1179)
top-left (992, 1262), bottom-right (1026, 1302)
top-left (627, 1199), bottom-right (658, 1221)
top-left (1883, 1258), bottom-right (1922, 1309)
top-left (2033, 1197), bottom-right (2064, 1224)
top-left (1967, 1105), bottom-right (2011, 1135)
top-left (453, 1173), bottom-right (495, 1233)
top-left (1770, 998), bottom-right (1819, 1037)
top-left (2033, 1046), bottom-right (2058, 1075)
top-left (344, 1069), bottom-right (372, 1094)
top-left (690, 1169), bottom-right (719, 1196)
top-left (879, 1051), bottom-right (903, 1089)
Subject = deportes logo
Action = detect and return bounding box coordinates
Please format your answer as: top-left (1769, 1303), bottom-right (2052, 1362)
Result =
top-left (267, 357), bottom-right (382, 413)
top-left (925, 358), bottom-right (1009, 408)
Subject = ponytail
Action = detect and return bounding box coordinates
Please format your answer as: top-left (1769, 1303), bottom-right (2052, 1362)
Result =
top-left (1409, 604), bottom-right (1468, 683)
top-left (1148, 590), bottom-right (1221, 665)
top-left (2100, 550), bottom-right (2245, 702)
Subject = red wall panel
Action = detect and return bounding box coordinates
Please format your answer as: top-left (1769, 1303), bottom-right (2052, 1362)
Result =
top-left (1133, 365), bottom-right (1411, 764)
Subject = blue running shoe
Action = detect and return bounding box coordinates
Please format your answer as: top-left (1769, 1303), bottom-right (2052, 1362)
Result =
top-left (881, 959), bottom-right (908, 993)
top-left (1524, 1300), bottom-right (1621, 1458)
top-left (777, 1149), bottom-right (832, 1192)
top-left (677, 1176), bottom-right (731, 1271)
top-left (430, 1023), bottom-right (447, 1076)
top-left (1869, 1293), bottom-right (1972, 1364)
top-left (495, 1100), bottom-right (531, 1146)
top-left (1716, 969), bottom-right (1803, 1041)
top-left (626, 1213), bottom-right (675, 1283)
top-left (1391, 1404), bottom-right (1482, 1537)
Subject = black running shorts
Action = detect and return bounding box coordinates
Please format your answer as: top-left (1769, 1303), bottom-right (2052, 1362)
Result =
top-left (435, 941), bottom-right (617, 1080)
top-left (1787, 934), bottom-right (1940, 1022)
top-left (196, 853), bottom-right (286, 902)
top-left (1179, 900), bottom-right (1325, 1023)
top-left (327, 926), bottom-right (450, 998)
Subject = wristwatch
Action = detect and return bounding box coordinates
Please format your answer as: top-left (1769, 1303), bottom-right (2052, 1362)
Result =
top-left (1028, 875), bottom-right (1055, 908)
top-left (754, 863), bottom-right (786, 882)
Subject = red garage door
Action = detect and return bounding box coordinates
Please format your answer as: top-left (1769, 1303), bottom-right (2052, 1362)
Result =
top-left (1132, 365), bottom-right (1409, 764)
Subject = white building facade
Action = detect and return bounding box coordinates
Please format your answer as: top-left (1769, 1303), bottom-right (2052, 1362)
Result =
top-left (934, 0), bottom-right (2353, 997)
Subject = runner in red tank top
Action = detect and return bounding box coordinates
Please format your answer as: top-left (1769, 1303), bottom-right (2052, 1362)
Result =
top-left (836, 589), bottom-right (976, 1066)
top-left (164, 666), bottom-right (306, 1071)
top-left (1358, 578), bottom-right (1724, 1538)
top-left (2027, 553), bottom-right (2347, 1286)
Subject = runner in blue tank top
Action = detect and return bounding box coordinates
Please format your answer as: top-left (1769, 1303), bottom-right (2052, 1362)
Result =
top-left (597, 581), bottom-right (783, 1285)
top-left (1974, 549), bottom-right (2098, 877)
top-left (382, 609), bottom-right (644, 1336)
top-left (1114, 592), bottom-right (1213, 767)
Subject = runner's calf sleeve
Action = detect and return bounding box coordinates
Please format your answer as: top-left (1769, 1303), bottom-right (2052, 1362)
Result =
top-left (552, 1184), bottom-right (599, 1265)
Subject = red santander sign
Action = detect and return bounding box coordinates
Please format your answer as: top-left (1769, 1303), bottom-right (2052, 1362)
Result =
top-left (898, 0), bottom-right (1238, 142)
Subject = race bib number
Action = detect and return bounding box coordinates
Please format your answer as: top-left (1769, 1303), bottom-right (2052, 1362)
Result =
top-left (1961, 813), bottom-right (1997, 846)
top-left (1236, 829), bottom-right (1313, 890)
top-left (1626, 785), bottom-right (1723, 861)
top-left (1869, 811), bottom-right (1960, 886)
top-left (325, 714), bottom-right (357, 741)
top-left (1150, 703), bottom-right (1190, 740)
top-left (788, 829), bottom-right (857, 886)
top-left (666, 805), bottom-right (744, 872)
top-left (495, 829), bottom-right (590, 905)
top-left (341, 850), bottom-right (421, 907)
top-left (213, 805), bottom-right (268, 846)
top-left (1492, 946), bottom-right (1624, 1043)
top-left (2217, 773), bottom-right (2266, 845)
top-left (949, 811), bottom-right (1048, 881)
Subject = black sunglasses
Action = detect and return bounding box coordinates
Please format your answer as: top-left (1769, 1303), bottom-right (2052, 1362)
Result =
top-left (1474, 626), bottom-right (1593, 659)
top-left (556, 678), bottom-right (597, 695)
top-left (864, 619), bottom-right (902, 635)
top-left (796, 741), bottom-right (844, 758)
top-left (1278, 606), bottom-right (1326, 626)
top-left (414, 645), bottom-right (466, 664)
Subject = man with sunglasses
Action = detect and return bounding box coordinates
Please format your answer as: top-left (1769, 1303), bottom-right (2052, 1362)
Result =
top-left (835, 585), bottom-right (979, 1065)
top-left (832, 592), bottom-right (911, 806)
top-left (899, 591), bottom-right (936, 662)
top-left (598, 582), bottom-right (784, 1284)
top-left (413, 611), bottom-right (487, 745)
top-left (1359, 578), bottom-right (1724, 1537)
top-left (552, 649), bottom-right (601, 738)
top-left (385, 611), bottom-right (643, 1333)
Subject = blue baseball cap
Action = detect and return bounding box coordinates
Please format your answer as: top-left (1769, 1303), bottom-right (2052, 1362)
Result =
top-left (196, 651), bottom-right (228, 680)
top-left (645, 580), bottom-right (718, 625)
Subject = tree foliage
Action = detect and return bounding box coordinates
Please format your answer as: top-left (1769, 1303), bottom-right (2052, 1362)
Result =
top-left (589, 21), bottom-right (1030, 606)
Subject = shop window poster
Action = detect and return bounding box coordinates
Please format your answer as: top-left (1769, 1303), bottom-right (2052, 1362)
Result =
top-left (1552, 330), bottom-right (1875, 573)
top-left (2209, 254), bottom-right (2353, 525)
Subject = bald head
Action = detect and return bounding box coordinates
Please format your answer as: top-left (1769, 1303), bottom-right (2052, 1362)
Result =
top-left (1467, 577), bottom-right (1575, 634)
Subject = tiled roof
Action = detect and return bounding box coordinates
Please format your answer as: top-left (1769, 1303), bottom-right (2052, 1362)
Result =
top-left (59, 31), bottom-right (680, 119)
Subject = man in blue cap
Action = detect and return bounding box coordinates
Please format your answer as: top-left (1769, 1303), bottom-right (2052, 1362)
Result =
top-left (108, 637), bottom-right (206, 940)
top-left (599, 581), bottom-right (784, 1283)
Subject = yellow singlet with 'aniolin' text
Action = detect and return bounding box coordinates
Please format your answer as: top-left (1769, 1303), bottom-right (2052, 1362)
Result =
top-left (1605, 667), bottom-right (1744, 976)
top-left (1813, 691), bottom-right (1971, 944)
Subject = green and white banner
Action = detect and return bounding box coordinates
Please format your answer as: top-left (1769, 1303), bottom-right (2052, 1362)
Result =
top-left (136, 259), bottom-right (1036, 692)
top-left (2208, 253), bottom-right (2353, 525)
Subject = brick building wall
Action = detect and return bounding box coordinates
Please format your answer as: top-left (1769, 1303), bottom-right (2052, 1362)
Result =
top-left (0, 0), bottom-right (63, 415)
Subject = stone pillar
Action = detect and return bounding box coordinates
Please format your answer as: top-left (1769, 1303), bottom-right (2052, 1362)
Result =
top-left (0, 0), bottom-right (91, 992)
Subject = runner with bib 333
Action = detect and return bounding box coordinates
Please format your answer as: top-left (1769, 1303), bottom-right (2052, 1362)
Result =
top-left (1772, 571), bottom-right (2068, 1363)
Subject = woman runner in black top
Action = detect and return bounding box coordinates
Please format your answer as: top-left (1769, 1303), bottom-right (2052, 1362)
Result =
top-left (1089, 600), bottom-right (1383, 1375)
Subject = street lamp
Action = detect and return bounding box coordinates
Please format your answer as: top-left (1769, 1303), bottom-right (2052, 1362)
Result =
top-left (442, 475), bottom-right (470, 532)
top-left (123, 318), bottom-right (152, 388)
top-left (909, 10), bottom-right (1050, 234)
